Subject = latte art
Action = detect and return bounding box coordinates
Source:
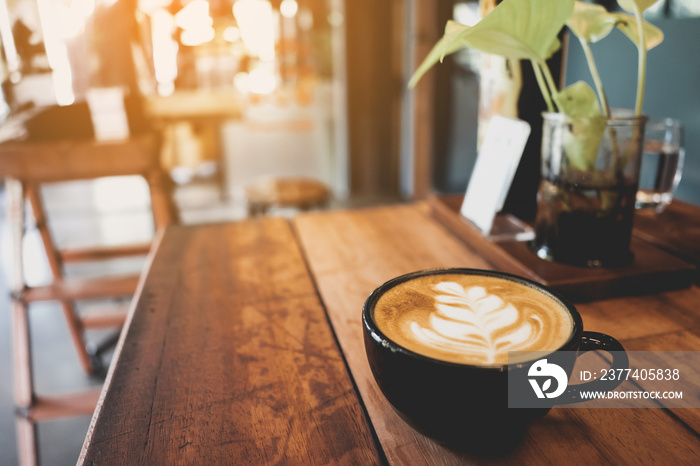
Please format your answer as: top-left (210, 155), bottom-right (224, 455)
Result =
top-left (374, 273), bottom-right (573, 365)
top-left (410, 283), bottom-right (543, 364)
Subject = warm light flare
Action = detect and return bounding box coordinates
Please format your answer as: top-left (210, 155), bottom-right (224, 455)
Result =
top-left (233, 71), bottom-right (249, 94)
top-left (181, 27), bottom-right (215, 47)
top-left (175, 0), bottom-right (213, 31)
top-left (233, 0), bottom-right (276, 60)
top-left (280, 0), bottom-right (298, 18)
top-left (248, 67), bottom-right (276, 95)
top-left (223, 26), bottom-right (241, 43)
top-left (54, 0), bottom-right (96, 39)
top-left (174, 0), bottom-right (215, 46)
top-left (151, 9), bottom-right (178, 95)
top-left (35, 0), bottom-right (77, 104)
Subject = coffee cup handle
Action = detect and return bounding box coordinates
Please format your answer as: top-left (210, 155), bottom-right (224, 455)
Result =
top-left (555, 331), bottom-right (629, 405)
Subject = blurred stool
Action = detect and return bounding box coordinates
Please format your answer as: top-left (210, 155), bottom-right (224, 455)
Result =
top-left (0, 132), bottom-right (177, 465)
top-left (245, 177), bottom-right (331, 217)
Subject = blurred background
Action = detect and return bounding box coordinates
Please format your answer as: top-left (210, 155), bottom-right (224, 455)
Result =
top-left (0, 0), bottom-right (697, 464)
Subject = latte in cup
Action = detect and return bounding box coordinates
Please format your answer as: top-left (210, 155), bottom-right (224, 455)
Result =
top-left (373, 273), bottom-right (573, 366)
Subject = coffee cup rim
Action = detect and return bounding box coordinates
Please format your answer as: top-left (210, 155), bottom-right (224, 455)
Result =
top-left (363, 268), bottom-right (584, 372)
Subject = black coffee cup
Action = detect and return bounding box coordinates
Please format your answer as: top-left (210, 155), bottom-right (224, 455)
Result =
top-left (362, 268), bottom-right (627, 449)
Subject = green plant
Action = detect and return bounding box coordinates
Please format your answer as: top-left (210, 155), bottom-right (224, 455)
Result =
top-left (409, 0), bottom-right (663, 171)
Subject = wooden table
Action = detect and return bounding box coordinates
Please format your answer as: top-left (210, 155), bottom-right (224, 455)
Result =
top-left (79, 204), bottom-right (700, 464)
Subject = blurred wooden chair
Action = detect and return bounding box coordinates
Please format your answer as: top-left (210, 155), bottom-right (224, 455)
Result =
top-left (0, 132), bottom-right (177, 465)
top-left (244, 177), bottom-right (331, 217)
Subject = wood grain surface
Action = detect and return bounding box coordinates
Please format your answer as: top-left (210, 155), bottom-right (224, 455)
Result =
top-left (634, 200), bottom-right (700, 281)
top-left (0, 135), bottom-right (161, 183)
top-left (294, 204), bottom-right (700, 465)
top-left (79, 219), bottom-right (381, 465)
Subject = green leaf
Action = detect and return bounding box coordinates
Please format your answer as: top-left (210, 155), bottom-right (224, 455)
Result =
top-left (443, 20), bottom-right (470, 46)
top-left (613, 14), bottom-right (664, 51)
top-left (439, 20), bottom-right (471, 62)
top-left (441, 0), bottom-right (574, 61)
top-left (553, 81), bottom-right (602, 118)
top-left (562, 116), bottom-right (607, 171)
top-left (566, 2), bottom-right (617, 43)
top-left (617, 0), bottom-right (657, 13)
top-left (554, 82), bottom-right (607, 171)
top-left (408, 34), bottom-right (467, 88)
top-left (545, 37), bottom-right (562, 58)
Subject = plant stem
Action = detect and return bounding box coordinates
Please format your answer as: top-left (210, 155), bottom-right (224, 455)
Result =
top-left (633, 5), bottom-right (646, 116)
top-left (541, 61), bottom-right (560, 106)
top-left (580, 38), bottom-right (610, 118)
top-left (531, 59), bottom-right (555, 112)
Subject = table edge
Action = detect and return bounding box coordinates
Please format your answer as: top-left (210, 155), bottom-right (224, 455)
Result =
top-left (77, 227), bottom-right (167, 465)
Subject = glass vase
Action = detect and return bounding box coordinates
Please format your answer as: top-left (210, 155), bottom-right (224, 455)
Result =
top-left (529, 111), bottom-right (648, 267)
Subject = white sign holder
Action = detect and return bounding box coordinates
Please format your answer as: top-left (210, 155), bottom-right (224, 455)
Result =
top-left (460, 115), bottom-right (534, 241)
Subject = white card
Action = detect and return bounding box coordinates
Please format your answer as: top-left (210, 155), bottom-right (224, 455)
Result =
top-left (461, 115), bottom-right (531, 234)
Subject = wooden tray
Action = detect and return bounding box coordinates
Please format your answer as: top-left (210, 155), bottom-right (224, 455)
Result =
top-left (429, 194), bottom-right (696, 301)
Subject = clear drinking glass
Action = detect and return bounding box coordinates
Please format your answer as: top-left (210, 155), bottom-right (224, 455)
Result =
top-left (530, 111), bottom-right (647, 267)
top-left (635, 118), bottom-right (685, 213)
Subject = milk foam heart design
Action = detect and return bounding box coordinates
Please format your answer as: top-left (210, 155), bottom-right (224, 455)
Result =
top-left (409, 282), bottom-right (543, 364)
top-left (372, 272), bottom-right (573, 365)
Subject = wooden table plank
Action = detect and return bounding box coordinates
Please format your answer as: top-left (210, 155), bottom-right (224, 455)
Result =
top-left (634, 200), bottom-right (700, 281)
top-left (612, 305), bottom-right (700, 435)
top-left (575, 289), bottom-right (700, 343)
top-left (294, 204), bottom-right (700, 465)
top-left (79, 219), bottom-right (381, 465)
